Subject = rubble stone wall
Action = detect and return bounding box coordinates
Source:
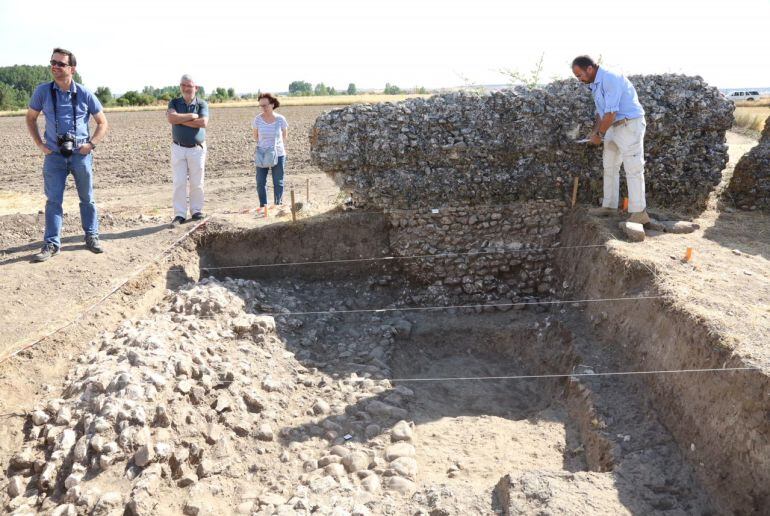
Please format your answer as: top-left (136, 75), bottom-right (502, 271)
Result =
top-left (726, 117), bottom-right (770, 210)
top-left (387, 200), bottom-right (566, 301)
top-left (311, 75), bottom-right (733, 212)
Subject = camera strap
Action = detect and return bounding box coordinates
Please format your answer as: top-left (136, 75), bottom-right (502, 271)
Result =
top-left (50, 81), bottom-right (78, 137)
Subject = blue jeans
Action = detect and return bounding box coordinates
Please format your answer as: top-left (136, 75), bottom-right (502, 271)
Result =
top-left (256, 155), bottom-right (286, 206)
top-left (43, 151), bottom-right (98, 247)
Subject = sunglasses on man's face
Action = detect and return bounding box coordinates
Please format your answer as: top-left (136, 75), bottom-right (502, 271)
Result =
top-left (50, 59), bottom-right (70, 68)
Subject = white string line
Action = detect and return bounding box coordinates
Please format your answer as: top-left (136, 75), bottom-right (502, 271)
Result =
top-left (188, 244), bottom-right (610, 272)
top-left (193, 366), bottom-right (765, 387)
top-left (175, 295), bottom-right (662, 319)
top-left (358, 366), bottom-right (762, 382)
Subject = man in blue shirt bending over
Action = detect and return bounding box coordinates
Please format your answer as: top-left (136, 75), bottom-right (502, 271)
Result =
top-left (26, 48), bottom-right (109, 262)
top-left (572, 55), bottom-right (650, 225)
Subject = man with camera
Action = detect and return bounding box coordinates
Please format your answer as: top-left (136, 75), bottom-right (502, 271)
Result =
top-left (26, 47), bottom-right (109, 262)
top-left (166, 74), bottom-right (208, 227)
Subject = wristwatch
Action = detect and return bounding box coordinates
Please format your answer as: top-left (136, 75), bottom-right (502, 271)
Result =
top-left (89, 141), bottom-right (97, 150)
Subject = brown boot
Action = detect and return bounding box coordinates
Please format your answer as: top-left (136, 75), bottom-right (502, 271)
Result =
top-left (627, 210), bottom-right (651, 225)
top-left (588, 207), bottom-right (617, 217)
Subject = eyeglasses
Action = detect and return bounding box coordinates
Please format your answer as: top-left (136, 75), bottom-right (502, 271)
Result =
top-left (50, 59), bottom-right (70, 68)
top-left (259, 104), bottom-right (271, 108)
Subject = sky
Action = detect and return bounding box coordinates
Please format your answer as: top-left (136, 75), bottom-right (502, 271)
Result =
top-left (1, 0), bottom-right (768, 94)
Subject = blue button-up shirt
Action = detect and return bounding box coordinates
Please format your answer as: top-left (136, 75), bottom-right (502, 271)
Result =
top-left (588, 67), bottom-right (645, 121)
top-left (29, 81), bottom-right (103, 151)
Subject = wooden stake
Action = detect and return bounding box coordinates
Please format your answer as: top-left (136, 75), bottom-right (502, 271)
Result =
top-left (684, 247), bottom-right (693, 262)
top-left (291, 189), bottom-right (297, 222)
top-left (264, 205), bottom-right (269, 218)
top-left (622, 197), bottom-right (629, 212)
top-left (571, 176), bottom-right (579, 208)
top-left (306, 178), bottom-right (310, 203)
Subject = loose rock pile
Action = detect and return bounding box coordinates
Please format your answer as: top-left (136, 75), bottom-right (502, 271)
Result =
top-left (726, 116), bottom-right (770, 210)
top-left (311, 75), bottom-right (732, 211)
top-left (1, 278), bottom-right (478, 515)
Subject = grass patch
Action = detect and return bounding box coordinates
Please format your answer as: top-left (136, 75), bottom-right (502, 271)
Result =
top-left (734, 98), bottom-right (770, 107)
top-left (734, 106), bottom-right (770, 132)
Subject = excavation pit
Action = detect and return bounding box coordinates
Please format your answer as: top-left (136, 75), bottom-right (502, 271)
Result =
top-left (185, 212), bottom-right (722, 514)
top-left (3, 210), bottom-right (767, 515)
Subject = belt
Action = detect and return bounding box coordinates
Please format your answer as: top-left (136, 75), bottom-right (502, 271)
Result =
top-left (173, 141), bottom-right (203, 148)
top-left (611, 117), bottom-right (641, 127)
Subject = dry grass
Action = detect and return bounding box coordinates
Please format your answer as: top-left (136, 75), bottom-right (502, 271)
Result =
top-left (734, 106), bottom-right (770, 132)
top-left (0, 94), bottom-right (432, 117)
top-left (734, 98), bottom-right (770, 107)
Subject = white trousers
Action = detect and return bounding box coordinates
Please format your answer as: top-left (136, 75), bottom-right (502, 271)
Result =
top-left (601, 117), bottom-right (647, 213)
top-left (171, 143), bottom-right (207, 218)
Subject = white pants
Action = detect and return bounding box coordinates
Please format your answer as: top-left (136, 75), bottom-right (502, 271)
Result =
top-left (601, 117), bottom-right (647, 212)
top-left (171, 143), bottom-right (207, 218)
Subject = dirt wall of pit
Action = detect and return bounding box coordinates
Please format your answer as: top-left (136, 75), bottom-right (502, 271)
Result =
top-left (555, 211), bottom-right (770, 515)
top-left (197, 213), bottom-right (393, 281)
top-left (201, 203), bottom-right (567, 303)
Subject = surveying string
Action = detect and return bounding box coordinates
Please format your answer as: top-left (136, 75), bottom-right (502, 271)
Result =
top-left (356, 366), bottom-right (762, 383)
top-left (195, 243), bottom-right (610, 271)
top-left (179, 294), bottom-right (663, 320)
top-left (200, 365), bottom-right (766, 388)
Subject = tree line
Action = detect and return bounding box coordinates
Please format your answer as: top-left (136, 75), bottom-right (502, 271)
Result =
top-left (288, 81), bottom-right (428, 96)
top-left (0, 65), bottom-right (83, 110)
top-left (0, 66), bottom-right (431, 111)
top-left (0, 65), bottom-right (241, 110)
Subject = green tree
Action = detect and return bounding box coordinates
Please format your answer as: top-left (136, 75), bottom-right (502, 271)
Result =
top-left (347, 83), bottom-right (357, 95)
top-left (94, 86), bottom-right (112, 105)
top-left (0, 82), bottom-right (26, 110)
top-left (0, 65), bottom-right (83, 96)
top-left (227, 87), bottom-right (235, 98)
top-left (384, 83), bottom-right (402, 95)
top-left (314, 83), bottom-right (329, 96)
top-left (118, 90), bottom-right (155, 106)
top-left (0, 65), bottom-right (85, 110)
top-left (288, 80), bottom-right (312, 96)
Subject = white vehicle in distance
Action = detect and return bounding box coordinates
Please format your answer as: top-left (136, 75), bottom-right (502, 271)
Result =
top-left (725, 90), bottom-right (762, 102)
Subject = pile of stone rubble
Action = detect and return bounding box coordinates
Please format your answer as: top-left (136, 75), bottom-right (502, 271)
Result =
top-left (311, 75), bottom-right (733, 212)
